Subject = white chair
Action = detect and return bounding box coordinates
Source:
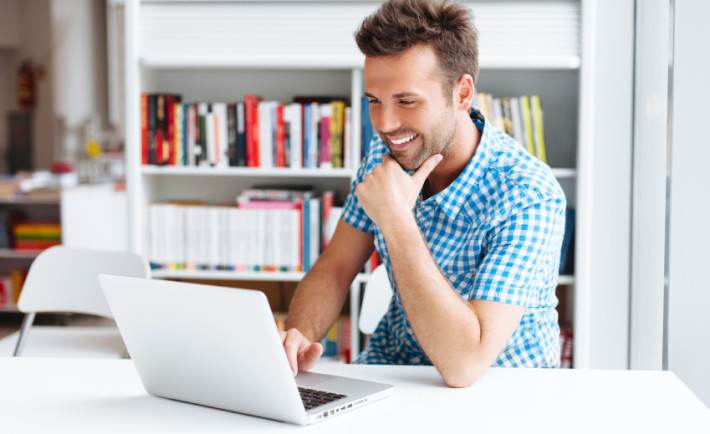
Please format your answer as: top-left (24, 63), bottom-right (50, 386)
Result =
top-left (9, 246), bottom-right (150, 357)
top-left (358, 264), bottom-right (393, 335)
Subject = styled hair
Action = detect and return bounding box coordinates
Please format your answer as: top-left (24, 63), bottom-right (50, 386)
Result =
top-left (355, 0), bottom-right (479, 97)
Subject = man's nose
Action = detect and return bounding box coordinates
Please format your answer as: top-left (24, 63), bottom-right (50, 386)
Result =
top-left (373, 103), bottom-right (401, 135)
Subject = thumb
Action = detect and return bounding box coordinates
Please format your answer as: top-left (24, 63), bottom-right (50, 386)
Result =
top-left (298, 342), bottom-right (323, 372)
top-left (412, 153), bottom-right (443, 186)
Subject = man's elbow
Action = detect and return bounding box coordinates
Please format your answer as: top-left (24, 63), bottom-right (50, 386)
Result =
top-left (441, 360), bottom-right (489, 388)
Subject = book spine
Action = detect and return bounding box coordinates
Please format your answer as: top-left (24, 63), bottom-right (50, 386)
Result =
top-left (166, 95), bottom-right (176, 166)
top-left (319, 105), bottom-right (332, 169)
top-left (227, 103), bottom-right (237, 167)
top-left (330, 101), bottom-right (345, 168)
top-left (531, 95), bottom-right (547, 163)
top-left (276, 103), bottom-right (286, 167)
top-left (141, 93), bottom-right (148, 165)
top-left (343, 107), bottom-right (352, 169)
top-left (520, 96), bottom-right (536, 156)
top-left (236, 102), bottom-right (247, 167)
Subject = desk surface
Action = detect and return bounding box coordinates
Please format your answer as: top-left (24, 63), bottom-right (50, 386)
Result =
top-left (1, 358), bottom-right (707, 433)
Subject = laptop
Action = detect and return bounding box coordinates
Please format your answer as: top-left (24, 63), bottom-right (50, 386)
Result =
top-left (98, 274), bottom-right (393, 425)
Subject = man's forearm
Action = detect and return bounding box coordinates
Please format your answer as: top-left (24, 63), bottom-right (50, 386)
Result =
top-left (285, 258), bottom-right (351, 342)
top-left (381, 212), bottom-right (485, 386)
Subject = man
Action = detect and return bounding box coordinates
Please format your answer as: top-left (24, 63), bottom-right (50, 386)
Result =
top-left (281, 0), bottom-right (566, 388)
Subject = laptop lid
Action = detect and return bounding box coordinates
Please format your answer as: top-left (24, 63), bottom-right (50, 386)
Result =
top-left (98, 274), bottom-right (308, 425)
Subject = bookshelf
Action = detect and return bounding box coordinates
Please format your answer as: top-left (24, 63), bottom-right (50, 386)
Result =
top-left (124, 0), bottom-right (633, 368)
top-left (0, 196), bottom-right (62, 313)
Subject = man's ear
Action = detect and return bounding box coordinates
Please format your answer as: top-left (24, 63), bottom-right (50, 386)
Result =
top-left (454, 74), bottom-right (475, 111)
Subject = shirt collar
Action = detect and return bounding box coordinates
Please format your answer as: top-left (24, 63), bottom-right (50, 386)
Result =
top-left (425, 109), bottom-right (492, 220)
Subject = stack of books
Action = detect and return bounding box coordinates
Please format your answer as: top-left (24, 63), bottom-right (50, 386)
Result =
top-left (274, 315), bottom-right (352, 363)
top-left (11, 222), bottom-right (61, 250)
top-left (0, 269), bottom-right (27, 308)
top-left (147, 189), bottom-right (342, 273)
top-left (140, 94), bottom-right (354, 170)
top-left (321, 317), bottom-right (352, 363)
top-left (474, 93), bottom-right (548, 163)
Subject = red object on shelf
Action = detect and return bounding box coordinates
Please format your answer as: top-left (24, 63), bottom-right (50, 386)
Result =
top-left (51, 161), bottom-right (74, 174)
top-left (17, 61), bottom-right (36, 109)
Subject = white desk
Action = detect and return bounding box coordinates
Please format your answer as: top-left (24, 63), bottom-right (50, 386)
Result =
top-left (1, 358), bottom-right (707, 433)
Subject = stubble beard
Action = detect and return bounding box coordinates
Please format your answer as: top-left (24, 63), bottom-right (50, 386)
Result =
top-left (392, 115), bottom-right (457, 171)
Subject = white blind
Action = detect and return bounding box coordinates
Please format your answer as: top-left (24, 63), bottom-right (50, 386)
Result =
top-left (139, 1), bottom-right (580, 68)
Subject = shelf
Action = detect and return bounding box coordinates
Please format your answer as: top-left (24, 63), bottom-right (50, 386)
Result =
top-left (480, 56), bottom-right (581, 70)
top-left (558, 275), bottom-right (575, 285)
top-left (151, 269), bottom-right (370, 283)
top-left (141, 166), bottom-right (355, 179)
top-left (551, 168), bottom-right (577, 178)
top-left (0, 249), bottom-right (44, 259)
top-left (141, 55), bottom-right (581, 72)
top-left (0, 197), bottom-right (60, 205)
top-left (0, 303), bottom-right (18, 313)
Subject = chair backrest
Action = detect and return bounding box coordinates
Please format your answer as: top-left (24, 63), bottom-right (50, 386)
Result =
top-left (18, 246), bottom-right (150, 318)
top-left (358, 264), bottom-right (393, 335)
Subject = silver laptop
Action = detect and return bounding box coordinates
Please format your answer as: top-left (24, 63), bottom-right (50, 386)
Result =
top-left (98, 274), bottom-right (393, 425)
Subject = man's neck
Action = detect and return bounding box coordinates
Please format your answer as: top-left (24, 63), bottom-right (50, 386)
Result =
top-left (425, 110), bottom-right (481, 197)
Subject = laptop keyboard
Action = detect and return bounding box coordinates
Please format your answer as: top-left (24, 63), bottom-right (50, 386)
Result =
top-left (298, 387), bottom-right (347, 410)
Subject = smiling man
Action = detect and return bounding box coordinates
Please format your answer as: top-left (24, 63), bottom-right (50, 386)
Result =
top-left (282, 0), bottom-right (566, 387)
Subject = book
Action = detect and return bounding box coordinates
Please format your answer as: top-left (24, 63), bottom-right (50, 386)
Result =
top-left (275, 104), bottom-right (287, 167)
top-left (559, 208), bottom-right (575, 274)
top-left (284, 103), bottom-right (302, 169)
top-left (531, 95), bottom-right (548, 163)
top-left (361, 96), bottom-right (374, 162)
top-left (330, 101), bottom-right (346, 168)
top-left (520, 96), bottom-right (536, 156)
top-left (139, 94), bottom-right (354, 171)
top-left (258, 101), bottom-right (275, 168)
top-left (244, 94), bottom-right (263, 167)
top-left (319, 105), bottom-right (332, 169)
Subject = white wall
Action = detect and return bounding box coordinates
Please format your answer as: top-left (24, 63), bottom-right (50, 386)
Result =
top-left (629, 0), bottom-right (669, 371)
top-left (575, 0), bottom-right (635, 369)
top-left (666, 0), bottom-right (710, 407)
top-left (51, 0), bottom-right (108, 163)
top-left (0, 0), bottom-right (55, 171)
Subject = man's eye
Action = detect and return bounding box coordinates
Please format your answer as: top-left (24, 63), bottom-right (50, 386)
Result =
top-left (399, 100), bottom-right (415, 105)
top-left (367, 99), bottom-right (380, 105)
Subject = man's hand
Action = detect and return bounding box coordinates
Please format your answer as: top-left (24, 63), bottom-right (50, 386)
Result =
top-left (355, 153), bottom-right (443, 229)
top-left (280, 328), bottom-right (323, 376)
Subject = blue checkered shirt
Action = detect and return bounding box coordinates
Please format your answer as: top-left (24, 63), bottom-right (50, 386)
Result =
top-left (343, 109), bottom-right (566, 367)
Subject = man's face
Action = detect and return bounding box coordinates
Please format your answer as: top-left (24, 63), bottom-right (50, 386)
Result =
top-left (364, 44), bottom-right (458, 170)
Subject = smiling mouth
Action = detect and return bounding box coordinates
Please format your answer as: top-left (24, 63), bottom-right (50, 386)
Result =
top-left (387, 133), bottom-right (419, 149)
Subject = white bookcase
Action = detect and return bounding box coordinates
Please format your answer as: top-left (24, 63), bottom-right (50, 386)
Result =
top-left (124, 0), bottom-right (635, 368)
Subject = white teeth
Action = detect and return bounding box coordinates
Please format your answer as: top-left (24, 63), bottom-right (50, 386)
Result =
top-left (390, 134), bottom-right (417, 145)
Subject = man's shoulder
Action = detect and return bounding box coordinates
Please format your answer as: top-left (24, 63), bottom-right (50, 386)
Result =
top-left (464, 125), bottom-right (566, 223)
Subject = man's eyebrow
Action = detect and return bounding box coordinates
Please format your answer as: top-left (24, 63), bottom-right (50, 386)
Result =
top-left (392, 92), bottom-right (421, 98)
top-left (364, 91), bottom-right (421, 99)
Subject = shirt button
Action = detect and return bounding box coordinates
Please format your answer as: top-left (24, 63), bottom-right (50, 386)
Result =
top-left (410, 356), bottom-right (421, 364)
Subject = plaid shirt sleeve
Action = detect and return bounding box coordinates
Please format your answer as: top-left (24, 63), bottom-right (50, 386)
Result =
top-left (471, 191), bottom-right (566, 306)
top-left (342, 148), bottom-right (377, 235)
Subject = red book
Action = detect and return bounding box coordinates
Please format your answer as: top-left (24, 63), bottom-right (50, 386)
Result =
top-left (15, 240), bottom-right (61, 250)
top-left (166, 95), bottom-right (176, 166)
top-left (319, 113), bottom-right (331, 168)
top-left (244, 95), bottom-right (263, 167)
top-left (321, 190), bottom-right (334, 250)
top-left (297, 199), bottom-right (303, 272)
top-left (275, 104), bottom-right (286, 167)
top-left (156, 95), bottom-right (165, 165)
top-left (140, 93), bottom-right (148, 165)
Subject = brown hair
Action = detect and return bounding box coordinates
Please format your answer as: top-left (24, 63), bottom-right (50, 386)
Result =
top-left (355, 0), bottom-right (479, 97)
